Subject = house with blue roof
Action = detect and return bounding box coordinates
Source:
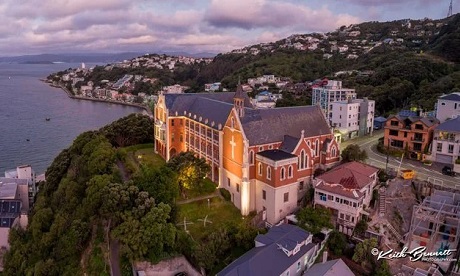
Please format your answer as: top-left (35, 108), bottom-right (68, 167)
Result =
top-left (217, 224), bottom-right (327, 276)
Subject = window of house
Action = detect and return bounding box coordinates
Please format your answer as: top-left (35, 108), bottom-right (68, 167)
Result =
top-left (340, 213), bottom-right (344, 219)
top-left (328, 195), bottom-right (334, 201)
top-left (415, 124), bottom-right (423, 130)
top-left (413, 143), bottom-right (422, 151)
top-left (319, 192), bottom-right (326, 201)
top-left (348, 123), bottom-right (351, 127)
top-left (343, 199), bottom-right (349, 205)
top-left (353, 202), bottom-right (357, 208)
top-left (315, 140), bottom-right (319, 157)
top-left (171, 119), bottom-right (175, 126)
top-left (300, 150), bottom-right (306, 169)
top-left (250, 150), bottom-right (254, 165)
top-left (236, 184), bottom-right (240, 193)
top-left (269, 144), bottom-right (273, 149)
top-left (259, 146), bottom-right (263, 151)
top-left (284, 192), bottom-right (289, 202)
top-left (231, 117), bottom-right (235, 128)
top-left (258, 163), bottom-right (263, 175)
top-left (335, 197), bottom-right (340, 203)
top-left (180, 119), bottom-right (183, 125)
top-left (391, 140), bottom-right (404, 148)
top-left (449, 144), bottom-right (454, 153)
top-left (267, 167), bottom-right (272, 180)
top-left (389, 130), bottom-right (398, 136)
top-left (180, 134), bottom-right (183, 142)
top-left (263, 190), bottom-right (266, 200)
top-left (297, 261), bottom-right (301, 272)
top-left (352, 217), bottom-right (355, 223)
top-left (404, 132), bottom-right (407, 138)
top-left (227, 177), bottom-right (230, 187)
top-left (349, 114), bottom-right (351, 119)
top-left (286, 271), bottom-right (290, 276)
top-left (288, 166), bottom-right (293, 178)
top-left (332, 147), bottom-right (336, 157)
top-left (390, 120), bottom-right (399, 126)
top-left (171, 133), bottom-right (175, 142)
top-left (437, 143), bottom-right (443, 152)
top-left (339, 115), bottom-right (342, 119)
top-left (345, 214), bottom-right (350, 221)
top-left (280, 168), bottom-right (285, 180)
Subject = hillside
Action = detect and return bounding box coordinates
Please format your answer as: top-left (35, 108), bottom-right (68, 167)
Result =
top-left (47, 14), bottom-right (460, 114)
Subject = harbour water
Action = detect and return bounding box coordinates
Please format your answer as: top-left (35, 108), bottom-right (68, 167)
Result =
top-left (0, 63), bottom-right (142, 174)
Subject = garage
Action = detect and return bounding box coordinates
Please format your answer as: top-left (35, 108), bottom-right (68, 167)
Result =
top-left (436, 154), bottom-right (453, 164)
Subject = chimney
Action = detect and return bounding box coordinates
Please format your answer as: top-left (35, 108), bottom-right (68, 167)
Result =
top-left (322, 250), bottom-right (328, 263)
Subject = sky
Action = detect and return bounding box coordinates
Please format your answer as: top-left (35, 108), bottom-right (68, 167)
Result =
top-left (0, 0), bottom-right (454, 56)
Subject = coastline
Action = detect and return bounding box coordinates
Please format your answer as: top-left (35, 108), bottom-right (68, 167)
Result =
top-left (41, 79), bottom-right (152, 115)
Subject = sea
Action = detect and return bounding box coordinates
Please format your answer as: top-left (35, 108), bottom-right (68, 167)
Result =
top-left (0, 63), bottom-right (142, 175)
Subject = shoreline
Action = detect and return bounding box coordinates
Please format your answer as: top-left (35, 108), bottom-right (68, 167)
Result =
top-left (41, 79), bottom-right (152, 115)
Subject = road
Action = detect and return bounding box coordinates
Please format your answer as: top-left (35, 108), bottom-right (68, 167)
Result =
top-left (342, 131), bottom-right (460, 188)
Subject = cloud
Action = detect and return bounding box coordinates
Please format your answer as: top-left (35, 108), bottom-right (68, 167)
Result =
top-left (204, 0), bottom-right (360, 32)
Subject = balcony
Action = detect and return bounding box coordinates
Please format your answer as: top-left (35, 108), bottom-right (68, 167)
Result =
top-left (434, 137), bottom-right (459, 143)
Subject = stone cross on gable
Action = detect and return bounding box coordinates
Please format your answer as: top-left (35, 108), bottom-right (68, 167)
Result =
top-left (230, 135), bottom-right (236, 159)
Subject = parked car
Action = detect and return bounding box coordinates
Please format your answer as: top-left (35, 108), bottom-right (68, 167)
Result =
top-left (442, 166), bottom-right (456, 176)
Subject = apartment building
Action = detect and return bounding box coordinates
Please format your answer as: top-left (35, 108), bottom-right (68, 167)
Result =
top-left (435, 92), bottom-right (460, 123)
top-left (431, 116), bottom-right (460, 164)
top-left (329, 98), bottom-right (375, 140)
top-left (312, 80), bottom-right (357, 116)
top-left (313, 162), bottom-right (379, 236)
top-left (384, 115), bottom-right (439, 160)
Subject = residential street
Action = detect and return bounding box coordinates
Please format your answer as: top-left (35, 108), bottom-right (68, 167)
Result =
top-left (341, 131), bottom-right (460, 188)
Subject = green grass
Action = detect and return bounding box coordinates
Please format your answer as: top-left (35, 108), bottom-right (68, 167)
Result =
top-left (121, 143), bottom-right (165, 173)
top-left (177, 197), bottom-right (243, 241)
top-left (87, 246), bottom-right (110, 276)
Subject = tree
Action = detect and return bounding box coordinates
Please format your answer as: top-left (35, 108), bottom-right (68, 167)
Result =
top-left (374, 259), bottom-right (392, 276)
top-left (131, 165), bottom-right (178, 206)
top-left (327, 230), bottom-right (347, 256)
top-left (353, 219), bottom-right (368, 237)
top-left (352, 238), bottom-right (378, 267)
top-left (167, 151), bottom-right (210, 197)
top-left (296, 206), bottom-right (333, 234)
top-left (341, 144), bottom-right (368, 162)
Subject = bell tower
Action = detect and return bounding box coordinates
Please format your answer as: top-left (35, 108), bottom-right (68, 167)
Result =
top-left (234, 81), bottom-right (245, 117)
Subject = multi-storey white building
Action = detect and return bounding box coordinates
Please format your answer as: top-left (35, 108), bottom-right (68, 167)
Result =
top-left (329, 98), bottom-right (375, 140)
top-left (313, 162), bottom-right (379, 236)
top-left (435, 92), bottom-right (460, 123)
top-left (432, 116), bottom-right (460, 165)
top-left (312, 80), bottom-right (357, 117)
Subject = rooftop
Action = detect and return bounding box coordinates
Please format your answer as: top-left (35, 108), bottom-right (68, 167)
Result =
top-left (435, 116), bottom-right (460, 132)
top-left (439, 92), bottom-right (460, 102)
top-left (218, 225), bottom-right (314, 276)
top-left (257, 149), bottom-right (297, 161)
top-left (0, 182), bottom-right (18, 199)
top-left (304, 259), bottom-right (355, 276)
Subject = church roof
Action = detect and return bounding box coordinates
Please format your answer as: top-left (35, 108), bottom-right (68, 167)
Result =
top-left (241, 105), bottom-right (331, 146)
top-left (234, 84), bottom-right (246, 99)
top-left (257, 149), bottom-right (297, 161)
top-left (163, 92), bottom-right (251, 129)
top-left (279, 135), bottom-right (300, 153)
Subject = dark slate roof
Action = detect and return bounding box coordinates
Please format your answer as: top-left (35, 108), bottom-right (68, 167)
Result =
top-left (163, 92), bottom-right (251, 129)
top-left (279, 135), bottom-right (300, 153)
top-left (304, 259), bottom-right (355, 276)
top-left (388, 115), bottom-right (439, 127)
top-left (257, 149), bottom-right (297, 161)
top-left (436, 116), bottom-right (460, 132)
top-left (218, 224), bottom-right (314, 276)
top-left (439, 93), bottom-right (460, 102)
top-left (241, 105), bottom-right (331, 146)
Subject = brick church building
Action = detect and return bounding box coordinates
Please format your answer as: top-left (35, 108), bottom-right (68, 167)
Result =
top-left (154, 86), bottom-right (341, 224)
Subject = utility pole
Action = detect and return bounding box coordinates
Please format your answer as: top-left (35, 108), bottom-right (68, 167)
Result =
top-left (386, 139), bottom-right (391, 173)
top-left (448, 0), bottom-right (453, 17)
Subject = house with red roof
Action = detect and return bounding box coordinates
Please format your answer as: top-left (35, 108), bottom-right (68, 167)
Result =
top-left (313, 162), bottom-right (379, 235)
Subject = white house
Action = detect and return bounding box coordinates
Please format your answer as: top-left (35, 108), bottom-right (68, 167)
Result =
top-left (431, 116), bottom-right (460, 165)
top-left (218, 224), bottom-right (329, 276)
top-left (435, 92), bottom-right (460, 123)
top-left (314, 162), bottom-right (379, 235)
top-left (329, 98), bottom-right (375, 140)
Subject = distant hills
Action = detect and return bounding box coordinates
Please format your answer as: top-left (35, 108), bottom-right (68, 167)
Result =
top-left (0, 51), bottom-right (216, 64)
